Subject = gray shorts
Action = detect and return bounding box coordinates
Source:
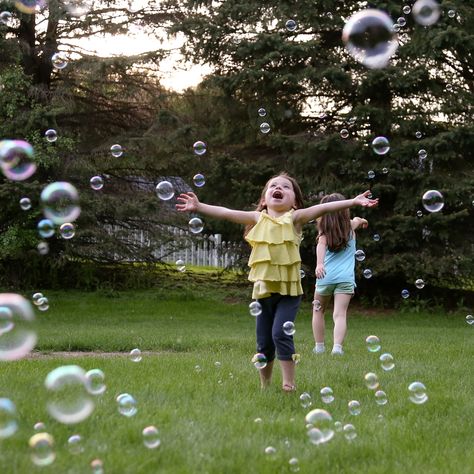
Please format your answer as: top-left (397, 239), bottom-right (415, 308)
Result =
top-left (315, 282), bottom-right (355, 296)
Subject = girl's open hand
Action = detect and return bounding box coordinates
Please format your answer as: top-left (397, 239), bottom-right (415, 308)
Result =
top-left (176, 192), bottom-right (200, 212)
top-left (353, 191), bottom-right (379, 208)
top-left (315, 264), bottom-right (326, 279)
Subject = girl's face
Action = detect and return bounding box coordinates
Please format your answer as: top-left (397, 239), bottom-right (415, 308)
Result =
top-left (263, 176), bottom-right (296, 212)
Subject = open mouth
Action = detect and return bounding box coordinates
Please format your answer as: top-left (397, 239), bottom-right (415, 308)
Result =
top-left (272, 190), bottom-right (283, 199)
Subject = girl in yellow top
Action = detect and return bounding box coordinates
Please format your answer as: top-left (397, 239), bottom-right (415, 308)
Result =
top-left (176, 173), bottom-right (378, 391)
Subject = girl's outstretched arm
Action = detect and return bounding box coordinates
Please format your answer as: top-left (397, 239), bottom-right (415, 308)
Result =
top-left (293, 191), bottom-right (378, 227)
top-left (175, 192), bottom-right (259, 225)
top-left (351, 217), bottom-right (368, 230)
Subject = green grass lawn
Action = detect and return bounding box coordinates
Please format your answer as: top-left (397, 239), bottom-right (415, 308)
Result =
top-left (0, 287), bottom-right (473, 473)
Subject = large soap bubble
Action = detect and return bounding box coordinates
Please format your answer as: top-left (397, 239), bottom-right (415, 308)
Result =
top-left (412, 0), bottom-right (440, 26)
top-left (305, 409), bottom-right (334, 445)
top-left (41, 182), bottom-right (81, 224)
top-left (342, 9), bottom-right (398, 69)
top-left (0, 140), bottom-right (37, 181)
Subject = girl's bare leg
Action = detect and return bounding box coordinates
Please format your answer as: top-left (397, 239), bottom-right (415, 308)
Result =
top-left (312, 294), bottom-right (331, 345)
top-left (259, 360), bottom-right (274, 388)
top-left (280, 359), bottom-right (295, 390)
top-left (333, 293), bottom-right (352, 345)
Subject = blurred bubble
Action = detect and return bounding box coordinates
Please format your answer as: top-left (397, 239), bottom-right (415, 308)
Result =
top-left (67, 434), bottom-right (84, 454)
top-left (90, 176), bottom-right (104, 191)
top-left (44, 129), bottom-right (58, 143)
top-left (14, 0), bottom-right (45, 14)
top-left (313, 299), bottom-right (322, 311)
top-left (45, 365), bottom-right (94, 424)
top-left (446, 83), bottom-right (453, 92)
top-left (116, 393), bottom-right (137, 417)
top-left (416, 131), bottom-right (422, 138)
top-left (37, 241), bottom-right (49, 255)
top-left (320, 386), bottom-right (334, 404)
top-left (299, 392), bottom-right (312, 409)
top-left (189, 217), bottom-right (204, 234)
top-left (264, 446), bottom-right (277, 456)
top-left (373, 234), bottom-right (380, 242)
top-left (85, 369), bottom-right (106, 395)
top-left (401, 289), bottom-right (410, 299)
top-left (37, 297), bottom-right (49, 311)
top-left (447, 9), bottom-right (456, 18)
top-left (371, 136), bottom-right (390, 155)
top-left (258, 107), bottom-right (267, 117)
top-left (382, 167), bottom-right (389, 174)
top-left (29, 432), bottom-right (55, 466)
top-left (334, 421), bottom-right (343, 432)
top-left (348, 400), bottom-right (361, 415)
top-left (156, 181), bottom-right (175, 201)
top-left (143, 425), bottom-right (161, 449)
top-left (32, 293), bottom-right (44, 305)
top-left (193, 173), bottom-right (206, 187)
top-left (130, 348), bottom-right (142, 362)
top-left (0, 139), bottom-right (37, 181)
top-left (342, 9), bottom-right (398, 69)
top-left (0, 398), bottom-right (18, 438)
top-left (285, 19), bottom-right (297, 32)
top-left (292, 353), bottom-right (300, 365)
top-left (51, 52), bottom-right (68, 70)
top-left (364, 372), bottom-right (379, 390)
top-left (363, 269), bottom-right (373, 279)
top-left (375, 390), bottom-right (388, 405)
top-left (416, 210), bottom-right (423, 217)
top-left (176, 259), bottom-right (186, 272)
top-left (422, 190), bottom-right (444, 212)
top-left (20, 197), bottom-right (32, 211)
top-left (380, 352), bottom-right (395, 371)
top-left (403, 5), bottom-right (411, 14)
top-left (289, 457), bottom-right (300, 472)
top-left (41, 182), bottom-right (81, 224)
top-left (0, 11), bottom-right (12, 26)
top-left (64, 0), bottom-right (92, 17)
top-left (366, 335), bottom-right (381, 352)
top-left (415, 278), bottom-right (425, 289)
top-left (282, 321), bottom-right (295, 336)
top-left (194, 364), bottom-right (201, 372)
top-left (355, 249), bottom-right (366, 262)
top-left (340, 128), bottom-right (349, 139)
top-left (412, 0), bottom-right (440, 26)
top-left (214, 361), bottom-right (222, 369)
top-left (343, 423), bottom-right (357, 441)
top-left (110, 144), bottom-right (123, 157)
top-left (193, 141), bottom-right (207, 155)
top-left (408, 381), bottom-right (428, 404)
top-left (91, 459), bottom-right (104, 474)
top-left (37, 219), bottom-right (55, 238)
top-left (59, 223), bottom-right (75, 240)
top-left (299, 269), bottom-right (305, 279)
top-left (0, 293), bottom-right (36, 360)
top-left (260, 123), bottom-right (271, 134)
top-left (367, 170), bottom-right (375, 179)
top-left (249, 301), bottom-right (262, 317)
top-left (465, 315), bottom-right (474, 326)
top-left (34, 421), bottom-right (46, 431)
top-left (305, 409), bottom-right (334, 444)
top-left (418, 149), bottom-right (427, 160)
top-left (393, 23), bottom-right (401, 33)
top-left (252, 352), bottom-right (267, 370)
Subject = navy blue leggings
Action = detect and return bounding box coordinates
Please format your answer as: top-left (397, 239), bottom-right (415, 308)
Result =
top-left (256, 294), bottom-right (302, 362)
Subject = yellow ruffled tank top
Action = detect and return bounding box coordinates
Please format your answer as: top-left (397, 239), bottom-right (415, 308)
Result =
top-left (245, 210), bottom-right (303, 300)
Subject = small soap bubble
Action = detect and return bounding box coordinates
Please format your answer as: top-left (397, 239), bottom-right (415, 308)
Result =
top-left (380, 353), bottom-right (395, 371)
top-left (289, 457), bottom-right (300, 472)
top-left (175, 259), bottom-right (186, 272)
top-left (20, 197), bottom-right (32, 210)
top-left (313, 299), bottom-right (322, 311)
top-left (0, 398), bottom-right (18, 438)
top-left (249, 301), bottom-right (262, 317)
top-left (285, 19), bottom-right (297, 32)
top-left (0, 139), bottom-right (37, 181)
top-left (408, 381), bottom-right (428, 404)
top-left (465, 315), bottom-right (474, 325)
top-left (0, 11), bottom-right (13, 26)
top-left (189, 217), bottom-right (204, 234)
top-left (41, 181), bottom-right (81, 224)
top-left (367, 170), bottom-right (375, 179)
top-left (446, 83), bottom-right (453, 92)
top-left (348, 400), bottom-right (361, 416)
top-left (156, 181), bottom-right (175, 201)
top-left (282, 321), bottom-right (295, 336)
top-left (375, 390), bottom-right (388, 405)
top-left (260, 122), bottom-right (271, 134)
top-left (64, 0), bottom-right (92, 17)
top-left (85, 369), bottom-right (106, 396)
top-left (130, 348), bottom-right (142, 362)
top-left (116, 393), bottom-right (137, 417)
top-left (292, 353), bottom-right (300, 365)
top-left (371, 136), bottom-right (390, 155)
top-left (320, 386), bottom-right (334, 404)
top-left (403, 5), bottom-right (411, 14)
top-left (37, 241), bottom-right (49, 255)
top-left (34, 421), bottom-right (46, 431)
top-left (382, 167), bottom-right (389, 174)
top-left (355, 249), bottom-right (366, 262)
top-left (194, 364), bottom-right (202, 372)
top-left (37, 297), bottom-right (49, 311)
top-left (264, 446), bottom-right (277, 456)
top-left (340, 128), bottom-right (349, 139)
top-left (110, 144), bottom-right (123, 157)
top-left (299, 269), bottom-right (305, 279)
top-left (193, 141), bottom-right (207, 155)
top-left (415, 279), bottom-right (425, 289)
top-left (29, 432), bottom-right (55, 466)
top-left (305, 409), bottom-right (334, 444)
top-left (393, 23), bottom-right (401, 33)
top-left (37, 219), bottom-right (55, 238)
top-left (52, 52), bottom-right (68, 70)
top-left (252, 352), bottom-right (267, 370)
top-left (59, 223), bottom-right (75, 240)
top-left (258, 107), bottom-right (267, 117)
top-left (143, 425), bottom-right (161, 449)
top-left (343, 423), bottom-right (357, 441)
top-left (412, 0), bottom-right (440, 26)
top-left (418, 149), bottom-right (427, 160)
top-left (397, 17), bottom-right (407, 27)
top-left (366, 335), bottom-right (381, 352)
top-left (422, 190), bottom-right (444, 212)
top-left (90, 176), bottom-right (104, 190)
top-left (299, 392), bottom-right (312, 409)
top-left (193, 173), bottom-right (205, 187)
top-left (214, 361), bottom-right (222, 369)
top-left (44, 129), bottom-right (58, 143)
top-left (447, 9), bottom-right (456, 18)
top-left (363, 269), bottom-right (373, 279)
top-left (416, 131), bottom-right (422, 139)
top-left (416, 210), bottom-right (423, 217)
top-left (364, 372), bottom-right (379, 390)
top-left (401, 289), bottom-right (410, 299)
top-left (373, 234), bottom-right (380, 242)
top-left (67, 434), bottom-right (84, 454)
top-left (91, 459), bottom-right (104, 474)
top-left (334, 421), bottom-right (343, 432)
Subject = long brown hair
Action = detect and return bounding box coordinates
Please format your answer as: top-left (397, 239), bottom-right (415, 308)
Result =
top-left (317, 193), bottom-right (351, 252)
top-left (244, 172), bottom-right (305, 236)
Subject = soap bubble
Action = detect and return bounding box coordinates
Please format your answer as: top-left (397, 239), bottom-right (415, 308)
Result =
top-left (258, 107), bottom-right (267, 117)
top-left (37, 219), bottom-right (55, 238)
top-left (366, 335), bottom-right (381, 352)
top-left (373, 234), bottom-right (380, 242)
top-left (371, 136), bottom-right (390, 155)
top-left (20, 197), bottom-right (32, 211)
top-left (90, 176), bottom-right (104, 190)
top-left (0, 11), bottom-right (12, 26)
top-left (418, 149), bottom-right (427, 159)
top-left (130, 348), bottom-right (142, 362)
top-left (67, 434), bottom-right (84, 454)
top-left (415, 279), bottom-right (425, 289)
top-left (194, 365), bottom-right (201, 372)
top-left (45, 365), bottom-right (94, 424)
top-left (193, 141), bottom-right (207, 155)
top-left (193, 173), bottom-right (206, 187)
top-left (32, 293), bottom-right (44, 305)
top-left (34, 421), bottom-right (46, 431)
top-left (348, 400), bottom-right (361, 415)
top-left (447, 10), bottom-right (456, 18)
top-left (0, 398), bottom-right (18, 438)
top-left (37, 297), bottom-right (49, 311)
top-left (397, 17), bottom-right (407, 27)
top-left (403, 5), bottom-right (411, 14)
top-left (110, 144), bottom-right (123, 157)
top-left (116, 393), bottom-right (137, 417)
top-left (63, 0), bottom-right (92, 17)
top-left (41, 181), bottom-right (81, 224)
top-left (254, 417), bottom-right (262, 423)
top-left (282, 321), bottom-right (295, 336)
top-left (214, 361), bottom-right (222, 368)
top-left (143, 425), bottom-right (161, 449)
top-left (264, 446), bottom-right (277, 456)
top-left (299, 392), bottom-right (312, 409)
top-left (320, 386), bottom-right (334, 404)
top-left (364, 372), bottom-right (379, 390)
top-left (408, 381), bottom-right (428, 404)
top-left (367, 170), bottom-right (375, 179)
top-left (285, 19), bottom-right (297, 32)
top-left (375, 390), bottom-right (388, 405)
top-left (156, 181), bottom-right (175, 201)
top-left (289, 458), bottom-right (300, 472)
top-left (416, 210), bottom-right (423, 217)
top-left (465, 315), bottom-right (474, 326)
top-left (252, 352), bottom-right (267, 370)
top-left (382, 167), bottom-right (389, 174)
top-left (37, 241), bottom-right (49, 255)
top-left (44, 129), bottom-right (58, 143)
top-left (260, 123), bottom-right (271, 134)
top-left (91, 459), bottom-right (104, 474)
top-left (85, 369), bottom-right (106, 395)
top-left (189, 217), bottom-right (204, 234)
top-left (422, 190), bottom-right (444, 212)
top-left (0, 139), bottom-right (37, 181)
top-left (342, 9), bottom-right (398, 69)
top-left (355, 249), bottom-right (366, 262)
top-left (0, 293), bottom-right (36, 361)
top-left (343, 423), bottom-right (357, 441)
top-left (175, 259), bottom-right (186, 272)
top-left (412, 0), bottom-right (440, 26)
top-left (51, 52), bottom-right (68, 70)
top-left (59, 223), bottom-right (75, 239)
top-left (363, 269), bottom-right (373, 279)
top-left (401, 289), bottom-right (410, 299)
top-left (415, 131), bottom-right (422, 138)
top-left (340, 128), bottom-right (349, 139)
top-left (305, 409), bottom-right (334, 444)
top-left (334, 421), bottom-right (343, 432)
top-left (29, 432), bottom-right (55, 466)
top-left (380, 353), bottom-right (395, 371)
top-left (249, 301), bottom-right (262, 317)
